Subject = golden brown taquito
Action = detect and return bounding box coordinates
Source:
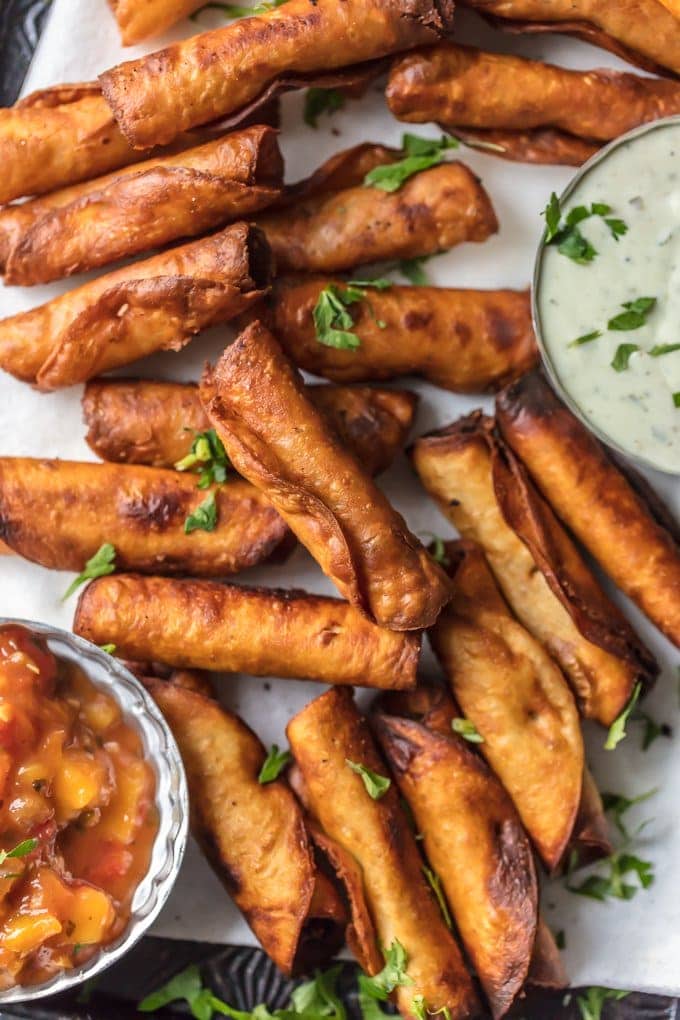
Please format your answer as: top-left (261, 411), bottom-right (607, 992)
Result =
top-left (372, 686), bottom-right (538, 1019)
top-left (287, 688), bottom-right (481, 1020)
top-left (425, 541), bottom-right (584, 870)
top-left (387, 44), bottom-right (680, 165)
top-left (0, 127), bottom-right (283, 285)
top-left (269, 278), bottom-right (536, 392)
top-left (201, 322), bottom-right (449, 630)
top-left (144, 676), bottom-right (344, 975)
top-left (256, 162), bottom-right (497, 273)
top-left (0, 83), bottom-right (143, 204)
top-left (460, 0), bottom-right (680, 77)
top-left (412, 415), bottom-right (657, 725)
top-left (527, 920), bottom-right (568, 990)
top-left (658, 0), bottom-right (680, 14)
top-left (284, 143), bottom-right (401, 202)
top-left (82, 378), bottom-right (417, 477)
top-left (0, 223), bottom-right (271, 391)
top-left (73, 574), bottom-right (421, 689)
top-left (108, 0), bottom-right (206, 44)
top-left (100, 0), bottom-right (456, 148)
top-left (0, 458), bottom-right (289, 577)
top-left (496, 372), bottom-right (680, 649)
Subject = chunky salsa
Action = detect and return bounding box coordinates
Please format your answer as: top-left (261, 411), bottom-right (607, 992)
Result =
top-left (0, 624), bottom-right (157, 990)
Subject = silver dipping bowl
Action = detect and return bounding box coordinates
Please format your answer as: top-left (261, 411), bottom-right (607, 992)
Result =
top-left (532, 114), bottom-right (680, 477)
top-left (0, 618), bottom-right (189, 1004)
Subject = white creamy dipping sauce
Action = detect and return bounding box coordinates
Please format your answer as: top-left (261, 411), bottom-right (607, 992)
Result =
top-left (537, 119), bottom-right (680, 474)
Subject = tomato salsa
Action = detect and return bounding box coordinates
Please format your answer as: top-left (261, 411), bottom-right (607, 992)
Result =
top-left (0, 624), bottom-right (158, 990)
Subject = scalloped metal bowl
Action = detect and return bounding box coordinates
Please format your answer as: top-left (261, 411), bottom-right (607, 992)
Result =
top-left (532, 114), bottom-right (680, 477)
top-left (0, 618), bottom-right (189, 1005)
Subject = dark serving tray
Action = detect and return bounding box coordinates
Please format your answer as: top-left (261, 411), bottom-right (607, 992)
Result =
top-left (0, 4), bottom-right (678, 1018)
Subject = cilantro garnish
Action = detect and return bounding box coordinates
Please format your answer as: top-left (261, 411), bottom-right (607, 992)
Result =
top-left (258, 745), bottom-right (292, 784)
top-left (176, 428), bottom-right (230, 489)
top-left (611, 343), bottom-right (640, 372)
top-left (0, 838), bottom-right (37, 867)
top-left (313, 280), bottom-right (391, 349)
top-left (673, 392), bottom-right (680, 408)
top-left (569, 330), bottom-right (602, 348)
top-left (605, 683), bottom-right (642, 749)
top-left (191, 0), bottom-right (288, 21)
top-left (576, 988), bottom-right (629, 1020)
top-left (62, 543), bottom-right (116, 601)
top-left (99, 644), bottom-right (116, 655)
top-left (601, 788), bottom-right (657, 838)
top-left (649, 343), bottom-right (680, 356)
top-left (607, 296), bottom-right (656, 331)
top-left (359, 940), bottom-right (413, 1002)
top-left (566, 849), bottom-right (654, 903)
top-left (397, 257), bottom-right (431, 286)
top-left (422, 866), bottom-right (452, 928)
top-left (451, 718), bottom-right (484, 744)
top-left (184, 491), bottom-right (218, 535)
top-left (304, 88), bottom-right (345, 128)
top-left (421, 533), bottom-right (449, 566)
top-left (364, 134), bottom-right (458, 193)
top-left (346, 760), bottom-right (391, 800)
top-left (542, 193), bottom-right (628, 264)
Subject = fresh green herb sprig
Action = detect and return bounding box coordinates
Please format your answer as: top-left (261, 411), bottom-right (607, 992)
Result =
top-left (140, 962), bottom-right (347, 1020)
top-left (576, 987), bottom-right (629, 1020)
top-left (0, 838), bottom-right (37, 868)
top-left (346, 759), bottom-right (391, 800)
top-left (359, 940), bottom-right (412, 1001)
top-left (602, 788), bottom-right (657, 838)
top-left (258, 745), bottom-right (292, 784)
top-left (605, 683), bottom-right (642, 750)
top-left (176, 429), bottom-right (230, 489)
top-left (451, 718), bottom-right (484, 744)
top-left (673, 393), bottom-right (680, 408)
top-left (304, 88), bottom-right (345, 128)
top-left (411, 998), bottom-right (452, 1020)
top-left (313, 279), bottom-right (392, 349)
top-left (566, 848), bottom-right (654, 903)
top-left (608, 296), bottom-right (656, 331)
top-left (364, 134), bottom-right (458, 193)
top-left (192, 0), bottom-right (287, 21)
top-left (397, 257), bottom-right (431, 286)
top-left (542, 193), bottom-right (628, 265)
top-left (569, 330), bottom-right (602, 348)
top-left (62, 543), bottom-right (116, 601)
top-left (649, 342), bottom-right (680, 357)
top-left (611, 343), bottom-right (640, 372)
top-left (184, 490), bottom-right (218, 535)
top-left (99, 644), bottom-right (116, 655)
top-left (421, 533), bottom-right (449, 566)
top-left (422, 867), bottom-right (452, 928)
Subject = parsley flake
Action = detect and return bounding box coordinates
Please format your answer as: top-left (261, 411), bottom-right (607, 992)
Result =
top-left (0, 838), bottom-right (37, 867)
top-left (62, 543), bottom-right (116, 601)
top-left (359, 940), bottom-right (413, 1001)
top-left (674, 392), bottom-right (680, 408)
top-left (605, 683), bottom-right (642, 749)
top-left (176, 428), bottom-right (230, 489)
top-left (422, 533), bottom-right (449, 566)
top-left (184, 490), bottom-right (218, 535)
top-left (650, 342), bottom-right (680, 356)
top-left (397, 257), bottom-right (430, 286)
top-left (313, 280), bottom-right (391, 349)
top-left (567, 849), bottom-right (654, 903)
top-left (258, 745), bottom-right (292, 784)
top-left (422, 866), bottom-right (452, 928)
top-left (451, 718), bottom-right (484, 744)
top-left (364, 134), bottom-right (458, 193)
top-left (99, 644), bottom-right (116, 655)
top-left (569, 329), bottom-right (602, 348)
top-left (576, 987), bottom-right (629, 1020)
top-left (611, 343), bottom-right (640, 373)
top-left (346, 759), bottom-right (391, 799)
top-left (602, 788), bottom-right (657, 838)
top-left (542, 193), bottom-right (627, 264)
top-left (304, 88), bottom-right (345, 128)
top-left (608, 296), bottom-right (656, 331)
top-left (192, 0), bottom-right (288, 20)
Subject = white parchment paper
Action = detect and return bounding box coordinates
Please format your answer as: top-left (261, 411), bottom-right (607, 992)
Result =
top-left (2, 0), bottom-right (679, 993)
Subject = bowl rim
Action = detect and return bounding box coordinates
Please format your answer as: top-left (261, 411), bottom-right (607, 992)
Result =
top-left (531, 113), bottom-right (680, 478)
top-left (0, 617), bottom-right (189, 1004)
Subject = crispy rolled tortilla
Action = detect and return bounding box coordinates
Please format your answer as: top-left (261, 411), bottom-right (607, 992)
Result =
top-left (412, 414), bottom-right (657, 725)
top-left (0, 223), bottom-right (271, 391)
top-left (460, 0), bottom-right (680, 77)
top-left (425, 542), bottom-right (591, 870)
top-left (100, 0), bottom-right (456, 149)
top-left (287, 688), bottom-right (480, 1020)
top-left (284, 142), bottom-right (401, 202)
top-left (82, 378), bottom-right (417, 477)
top-left (201, 322), bottom-right (449, 630)
top-left (0, 83), bottom-right (144, 205)
top-left (109, 0), bottom-right (206, 44)
top-left (496, 372), bottom-right (680, 649)
top-left (256, 162), bottom-right (497, 273)
top-left (270, 277), bottom-right (536, 392)
top-left (0, 127), bottom-right (283, 286)
top-left (0, 458), bottom-right (290, 577)
top-left (387, 44), bottom-right (680, 166)
top-left (144, 676), bottom-right (344, 974)
top-left (372, 686), bottom-right (538, 1019)
top-left (73, 574), bottom-right (421, 689)
top-left (527, 920), bottom-right (568, 990)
